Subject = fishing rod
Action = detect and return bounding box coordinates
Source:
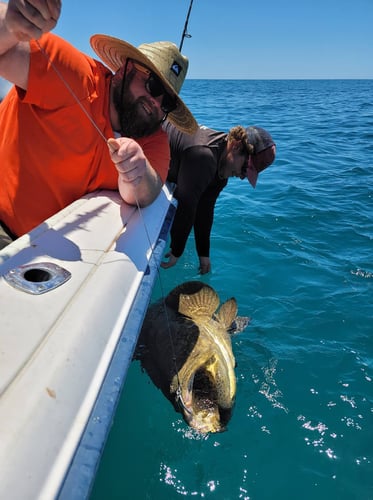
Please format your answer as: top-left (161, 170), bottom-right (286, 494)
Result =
top-left (179, 0), bottom-right (194, 52)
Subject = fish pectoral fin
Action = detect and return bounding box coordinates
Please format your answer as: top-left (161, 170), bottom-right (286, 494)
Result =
top-left (178, 286), bottom-right (220, 321)
top-left (216, 298), bottom-right (238, 329)
top-left (228, 316), bottom-right (251, 334)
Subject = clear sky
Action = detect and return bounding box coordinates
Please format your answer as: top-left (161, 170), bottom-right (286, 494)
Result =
top-left (55, 0), bottom-right (373, 79)
top-left (2, 0), bottom-right (373, 81)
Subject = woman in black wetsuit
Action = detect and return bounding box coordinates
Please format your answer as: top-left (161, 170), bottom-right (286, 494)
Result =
top-left (161, 121), bottom-right (276, 274)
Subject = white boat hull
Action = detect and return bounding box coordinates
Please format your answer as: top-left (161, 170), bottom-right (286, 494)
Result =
top-left (0, 186), bottom-right (175, 499)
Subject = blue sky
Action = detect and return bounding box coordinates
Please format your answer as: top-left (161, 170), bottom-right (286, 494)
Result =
top-left (2, 0), bottom-right (373, 82)
top-left (56, 0), bottom-right (373, 79)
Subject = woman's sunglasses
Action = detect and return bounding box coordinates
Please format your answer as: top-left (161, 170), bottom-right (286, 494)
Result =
top-left (132, 60), bottom-right (178, 115)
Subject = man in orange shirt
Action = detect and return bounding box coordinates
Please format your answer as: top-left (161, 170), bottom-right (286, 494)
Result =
top-left (0, 0), bottom-right (197, 248)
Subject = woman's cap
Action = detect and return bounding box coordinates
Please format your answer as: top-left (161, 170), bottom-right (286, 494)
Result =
top-left (245, 126), bottom-right (276, 188)
top-left (90, 34), bottom-right (198, 134)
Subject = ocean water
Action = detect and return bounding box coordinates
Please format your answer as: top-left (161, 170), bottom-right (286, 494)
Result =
top-left (90, 80), bottom-right (373, 500)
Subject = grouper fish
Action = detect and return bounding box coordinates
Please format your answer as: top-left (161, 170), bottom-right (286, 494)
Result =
top-left (135, 281), bottom-right (250, 433)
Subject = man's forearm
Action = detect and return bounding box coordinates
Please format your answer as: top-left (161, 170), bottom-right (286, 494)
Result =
top-left (118, 162), bottom-right (163, 207)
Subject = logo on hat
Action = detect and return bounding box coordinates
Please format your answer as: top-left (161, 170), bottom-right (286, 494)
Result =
top-left (170, 61), bottom-right (182, 76)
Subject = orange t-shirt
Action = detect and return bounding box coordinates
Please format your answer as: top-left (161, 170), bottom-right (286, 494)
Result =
top-left (0, 34), bottom-right (170, 237)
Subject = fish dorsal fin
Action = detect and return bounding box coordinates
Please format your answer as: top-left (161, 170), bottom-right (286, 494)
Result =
top-left (216, 298), bottom-right (237, 329)
top-left (178, 286), bottom-right (220, 322)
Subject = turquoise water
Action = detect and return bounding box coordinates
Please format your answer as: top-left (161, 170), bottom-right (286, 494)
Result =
top-left (90, 80), bottom-right (373, 499)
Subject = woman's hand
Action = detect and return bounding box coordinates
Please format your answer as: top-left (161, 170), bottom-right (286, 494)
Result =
top-left (199, 256), bottom-right (211, 275)
top-left (161, 251), bottom-right (179, 269)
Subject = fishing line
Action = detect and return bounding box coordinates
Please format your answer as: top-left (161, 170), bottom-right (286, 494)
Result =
top-left (35, 39), bottom-right (145, 212)
top-left (35, 37), bottom-right (188, 402)
top-left (151, 262), bottom-right (188, 410)
top-left (35, 40), bottom-right (109, 147)
top-left (37, 7), bottom-right (196, 400)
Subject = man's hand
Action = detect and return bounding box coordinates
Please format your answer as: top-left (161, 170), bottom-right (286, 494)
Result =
top-left (108, 137), bottom-right (162, 206)
top-left (108, 137), bottom-right (147, 187)
top-left (5, 0), bottom-right (61, 41)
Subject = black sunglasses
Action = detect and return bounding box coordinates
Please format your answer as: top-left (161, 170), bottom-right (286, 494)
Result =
top-left (132, 60), bottom-right (178, 114)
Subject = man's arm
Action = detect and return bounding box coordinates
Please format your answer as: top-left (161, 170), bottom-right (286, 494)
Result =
top-left (0, 0), bottom-right (61, 89)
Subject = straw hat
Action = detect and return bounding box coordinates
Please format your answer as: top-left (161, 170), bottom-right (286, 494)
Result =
top-left (90, 34), bottom-right (198, 134)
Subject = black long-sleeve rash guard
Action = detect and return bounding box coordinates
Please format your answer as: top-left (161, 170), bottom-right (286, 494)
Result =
top-left (164, 121), bottom-right (228, 259)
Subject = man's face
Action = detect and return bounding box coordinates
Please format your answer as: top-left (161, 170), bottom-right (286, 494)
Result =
top-left (111, 60), bottom-right (169, 138)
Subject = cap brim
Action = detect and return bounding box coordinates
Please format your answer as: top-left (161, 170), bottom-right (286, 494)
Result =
top-left (246, 164), bottom-right (258, 188)
top-left (90, 34), bottom-right (198, 134)
top-left (246, 145), bottom-right (276, 188)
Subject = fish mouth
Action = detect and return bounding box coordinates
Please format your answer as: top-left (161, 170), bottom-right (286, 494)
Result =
top-left (178, 367), bottom-right (233, 434)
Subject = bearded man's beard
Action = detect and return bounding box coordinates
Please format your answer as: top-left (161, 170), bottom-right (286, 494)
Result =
top-left (119, 96), bottom-right (162, 138)
top-left (112, 74), bottom-right (162, 139)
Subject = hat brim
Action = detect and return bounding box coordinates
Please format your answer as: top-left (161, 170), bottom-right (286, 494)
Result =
top-left (90, 34), bottom-right (198, 134)
top-left (246, 145), bottom-right (276, 188)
